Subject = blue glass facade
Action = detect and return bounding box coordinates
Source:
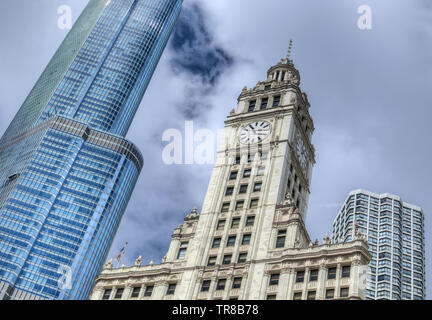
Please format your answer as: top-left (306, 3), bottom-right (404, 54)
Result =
top-left (0, 0), bottom-right (181, 300)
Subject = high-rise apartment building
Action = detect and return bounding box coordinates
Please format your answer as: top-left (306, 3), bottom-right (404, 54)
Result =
top-left (332, 189), bottom-right (425, 300)
top-left (91, 52), bottom-right (371, 300)
top-left (0, 0), bottom-right (182, 300)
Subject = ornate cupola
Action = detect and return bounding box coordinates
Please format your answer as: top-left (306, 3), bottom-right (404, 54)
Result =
top-left (266, 40), bottom-right (300, 85)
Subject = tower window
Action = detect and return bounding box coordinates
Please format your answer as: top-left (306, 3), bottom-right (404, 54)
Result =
top-left (275, 229), bottom-right (286, 248)
top-left (177, 242), bottom-right (188, 260)
top-left (248, 100), bottom-right (256, 112)
top-left (212, 238), bottom-right (221, 248)
top-left (296, 271), bottom-right (305, 283)
top-left (102, 289), bottom-right (112, 300)
top-left (275, 71), bottom-right (280, 81)
top-left (269, 273), bottom-right (280, 286)
top-left (243, 169), bottom-right (252, 178)
top-left (235, 155), bottom-right (241, 164)
top-left (131, 287), bottom-right (141, 298)
top-left (273, 95), bottom-right (281, 107)
top-left (114, 288), bottom-right (124, 299)
top-left (217, 220), bottom-right (226, 230)
top-left (201, 280), bottom-right (211, 292)
top-left (326, 289), bottom-right (335, 299)
top-left (227, 236), bottom-right (236, 247)
top-left (253, 182), bottom-right (262, 192)
top-left (166, 284), bottom-right (176, 295)
top-left (260, 98), bottom-right (268, 110)
top-left (257, 167), bottom-right (265, 176)
top-left (245, 216), bottom-right (255, 227)
top-left (222, 255), bottom-right (232, 265)
top-left (232, 277), bottom-right (242, 289)
top-left (231, 218), bottom-right (240, 229)
top-left (281, 71), bottom-right (286, 81)
top-left (216, 279), bottom-right (226, 291)
top-left (267, 294), bottom-right (276, 300)
top-left (340, 287), bottom-right (349, 298)
top-left (307, 291), bottom-right (316, 300)
top-left (250, 199), bottom-right (259, 209)
top-left (342, 266), bottom-right (351, 278)
top-left (144, 286), bottom-right (154, 297)
top-left (242, 234), bottom-right (251, 245)
top-left (235, 200), bottom-right (244, 210)
top-left (309, 269), bottom-right (318, 281)
top-left (327, 267), bottom-right (337, 279)
top-left (265, 85), bottom-right (271, 90)
top-left (229, 171), bottom-right (238, 180)
top-left (293, 292), bottom-right (302, 300)
top-left (239, 184), bottom-right (248, 194)
top-left (238, 252), bottom-right (247, 263)
top-left (208, 256), bottom-right (217, 266)
top-left (225, 187), bottom-right (234, 196)
top-left (221, 202), bottom-right (230, 212)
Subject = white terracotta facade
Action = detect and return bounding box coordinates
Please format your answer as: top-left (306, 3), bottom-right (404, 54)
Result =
top-left (90, 54), bottom-right (371, 300)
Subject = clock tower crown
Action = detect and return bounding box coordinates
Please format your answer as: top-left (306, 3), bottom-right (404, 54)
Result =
top-left (266, 40), bottom-right (301, 85)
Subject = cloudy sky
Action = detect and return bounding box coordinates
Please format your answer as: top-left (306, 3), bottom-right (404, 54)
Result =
top-left (0, 0), bottom-right (430, 298)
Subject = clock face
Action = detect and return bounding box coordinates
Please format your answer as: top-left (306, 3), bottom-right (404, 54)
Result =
top-left (296, 137), bottom-right (308, 170)
top-left (240, 121), bottom-right (271, 144)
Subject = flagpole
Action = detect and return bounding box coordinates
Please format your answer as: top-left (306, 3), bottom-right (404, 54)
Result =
top-left (116, 242), bottom-right (128, 268)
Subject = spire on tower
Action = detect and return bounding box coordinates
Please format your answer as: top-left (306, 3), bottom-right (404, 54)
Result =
top-left (286, 39), bottom-right (293, 60)
top-left (280, 39), bottom-right (294, 65)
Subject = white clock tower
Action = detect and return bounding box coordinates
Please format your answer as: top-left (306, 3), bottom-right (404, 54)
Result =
top-left (92, 49), bottom-right (370, 301)
top-left (174, 50), bottom-right (317, 298)
top-left (224, 50), bottom-right (315, 220)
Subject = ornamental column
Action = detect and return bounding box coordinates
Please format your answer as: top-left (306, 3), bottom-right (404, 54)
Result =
top-left (123, 284), bottom-right (133, 300)
top-left (285, 268), bottom-right (296, 299)
top-left (350, 256), bottom-right (362, 299)
top-left (154, 281), bottom-right (168, 300)
top-left (335, 264), bottom-right (342, 298)
top-left (92, 287), bottom-right (104, 300)
top-left (302, 267), bottom-right (310, 299)
top-left (223, 275), bottom-right (233, 300)
top-left (317, 264), bottom-right (327, 300)
top-left (138, 283), bottom-right (146, 299)
top-left (260, 272), bottom-right (270, 299)
top-left (277, 267), bottom-right (290, 299)
top-left (238, 267), bottom-right (250, 299)
top-left (208, 276), bottom-right (218, 300)
top-left (110, 286), bottom-right (117, 300)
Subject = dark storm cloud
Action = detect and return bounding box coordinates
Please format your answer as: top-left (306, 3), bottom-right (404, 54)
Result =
top-left (169, 3), bottom-right (234, 85)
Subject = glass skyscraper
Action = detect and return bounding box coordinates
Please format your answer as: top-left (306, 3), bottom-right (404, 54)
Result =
top-left (332, 189), bottom-right (425, 300)
top-left (0, 0), bottom-right (182, 300)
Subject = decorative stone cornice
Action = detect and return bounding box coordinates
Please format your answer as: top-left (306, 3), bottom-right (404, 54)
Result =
top-left (281, 240), bottom-right (371, 263)
top-left (226, 105), bottom-right (294, 125)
